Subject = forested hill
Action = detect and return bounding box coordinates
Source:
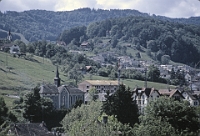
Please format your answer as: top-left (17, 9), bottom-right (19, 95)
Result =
top-left (59, 16), bottom-right (200, 65)
top-left (0, 8), bottom-right (200, 42)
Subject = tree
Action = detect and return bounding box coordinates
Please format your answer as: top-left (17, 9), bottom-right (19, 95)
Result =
top-left (148, 65), bottom-right (160, 82)
top-left (134, 116), bottom-right (176, 136)
top-left (161, 55), bottom-right (170, 64)
top-left (139, 97), bottom-right (199, 135)
top-left (0, 97), bottom-right (17, 135)
top-left (102, 84), bottom-right (139, 126)
top-left (62, 101), bottom-right (134, 136)
top-left (23, 86), bottom-right (54, 122)
top-left (0, 97), bottom-right (8, 125)
top-left (14, 40), bottom-right (26, 53)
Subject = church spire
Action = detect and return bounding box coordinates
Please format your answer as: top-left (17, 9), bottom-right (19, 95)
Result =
top-left (7, 29), bottom-right (12, 41)
top-left (54, 65), bottom-right (61, 87)
top-left (56, 65), bottom-right (59, 78)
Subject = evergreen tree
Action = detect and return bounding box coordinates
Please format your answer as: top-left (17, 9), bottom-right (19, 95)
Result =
top-left (148, 65), bottom-right (160, 82)
top-left (102, 84), bottom-right (139, 126)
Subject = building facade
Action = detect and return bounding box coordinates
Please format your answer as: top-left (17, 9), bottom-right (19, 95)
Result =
top-left (132, 88), bottom-right (160, 113)
top-left (78, 80), bottom-right (118, 102)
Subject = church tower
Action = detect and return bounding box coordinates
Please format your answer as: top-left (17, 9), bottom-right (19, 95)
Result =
top-left (7, 30), bottom-right (12, 41)
top-left (54, 66), bottom-right (61, 87)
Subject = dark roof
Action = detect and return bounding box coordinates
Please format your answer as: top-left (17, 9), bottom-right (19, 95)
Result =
top-left (182, 91), bottom-right (198, 100)
top-left (58, 85), bottom-right (85, 94)
top-left (9, 122), bottom-right (54, 136)
top-left (133, 88), bottom-right (159, 97)
top-left (39, 84), bottom-right (59, 94)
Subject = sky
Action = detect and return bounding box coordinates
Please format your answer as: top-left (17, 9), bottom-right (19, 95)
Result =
top-left (0, 0), bottom-right (200, 18)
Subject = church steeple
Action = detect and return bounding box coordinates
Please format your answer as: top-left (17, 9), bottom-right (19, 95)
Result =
top-left (7, 30), bottom-right (12, 41)
top-left (54, 66), bottom-right (61, 87)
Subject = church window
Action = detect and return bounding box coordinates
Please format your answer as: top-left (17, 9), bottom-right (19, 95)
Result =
top-left (70, 96), bottom-right (73, 106)
top-left (62, 96), bottom-right (66, 106)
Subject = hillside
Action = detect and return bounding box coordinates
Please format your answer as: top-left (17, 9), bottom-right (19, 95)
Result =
top-left (59, 16), bottom-right (200, 66)
top-left (0, 51), bottom-right (173, 106)
top-left (0, 8), bottom-right (199, 42)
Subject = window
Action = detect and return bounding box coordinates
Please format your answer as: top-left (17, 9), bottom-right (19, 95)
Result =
top-left (194, 101), bottom-right (198, 105)
top-left (62, 96), bottom-right (66, 106)
top-left (70, 96), bottom-right (73, 106)
top-left (87, 86), bottom-right (89, 89)
top-left (142, 95), bottom-right (145, 100)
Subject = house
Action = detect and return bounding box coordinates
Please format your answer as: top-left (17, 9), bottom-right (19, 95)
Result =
top-left (80, 41), bottom-right (90, 49)
top-left (132, 88), bottom-right (160, 113)
top-left (57, 41), bottom-right (66, 46)
top-left (0, 43), bottom-right (13, 52)
top-left (78, 80), bottom-right (118, 102)
top-left (39, 67), bottom-right (85, 109)
top-left (0, 44), bottom-right (20, 54)
top-left (7, 122), bottom-right (54, 136)
top-left (10, 44), bottom-right (20, 54)
top-left (158, 89), bottom-right (184, 101)
top-left (182, 91), bottom-right (199, 106)
top-left (185, 73), bottom-right (192, 83)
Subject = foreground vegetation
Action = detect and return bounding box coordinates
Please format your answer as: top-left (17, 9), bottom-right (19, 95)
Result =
top-left (62, 85), bottom-right (199, 136)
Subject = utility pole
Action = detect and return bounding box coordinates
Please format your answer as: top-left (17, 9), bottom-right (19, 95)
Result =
top-left (6, 53), bottom-right (8, 66)
top-left (144, 62), bottom-right (147, 88)
top-left (118, 59), bottom-right (121, 87)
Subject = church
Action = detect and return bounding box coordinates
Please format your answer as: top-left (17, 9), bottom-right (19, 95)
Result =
top-left (39, 66), bottom-right (85, 109)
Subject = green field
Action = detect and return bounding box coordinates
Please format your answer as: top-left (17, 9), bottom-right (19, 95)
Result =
top-left (0, 51), bottom-right (175, 107)
top-left (0, 52), bottom-right (60, 107)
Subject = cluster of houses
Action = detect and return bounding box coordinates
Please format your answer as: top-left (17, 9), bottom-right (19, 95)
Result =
top-left (39, 67), bottom-right (200, 114)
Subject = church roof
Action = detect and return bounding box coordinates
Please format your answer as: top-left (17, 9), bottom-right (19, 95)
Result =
top-left (39, 84), bottom-right (59, 94)
top-left (58, 85), bottom-right (85, 94)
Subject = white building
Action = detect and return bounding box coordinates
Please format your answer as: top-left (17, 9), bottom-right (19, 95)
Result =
top-left (132, 88), bottom-right (160, 114)
top-left (182, 91), bottom-right (199, 106)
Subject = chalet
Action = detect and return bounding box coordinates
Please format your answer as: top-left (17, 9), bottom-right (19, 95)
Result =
top-left (182, 91), bottom-right (199, 106)
top-left (158, 89), bottom-right (184, 101)
top-left (39, 67), bottom-right (85, 109)
top-left (132, 88), bottom-right (160, 113)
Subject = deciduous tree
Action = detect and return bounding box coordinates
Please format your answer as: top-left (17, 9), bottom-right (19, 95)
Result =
top-left (138, 97), bottom-right (199, 135)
